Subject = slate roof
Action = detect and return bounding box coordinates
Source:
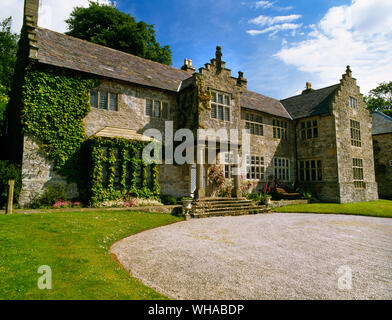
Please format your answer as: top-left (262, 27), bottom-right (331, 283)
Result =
top-left (241, 90), bottom-right (292, 119)
top-left (372, 111), bottom-right (392, 135)
top-left (35, 27), bottom-right (192, 92)
top-left (280, 84), bottom-right (340, 120)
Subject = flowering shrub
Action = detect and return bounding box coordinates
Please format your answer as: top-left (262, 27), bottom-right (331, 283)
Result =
top-left (208, 165), bottom-right (225, 187)
top-left (52, 200), bottom-right (73, 209)
top-left (241, 179), bottom-right (257, 196)
top-left (92, 198), bottom-right (161, 208)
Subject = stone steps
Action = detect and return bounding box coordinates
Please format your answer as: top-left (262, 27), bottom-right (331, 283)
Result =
top-left (189, 197), bottom-right (271, 218)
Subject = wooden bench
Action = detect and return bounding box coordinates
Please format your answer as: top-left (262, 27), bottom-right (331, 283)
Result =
top-left (275, 188), bottom-right (301, 199)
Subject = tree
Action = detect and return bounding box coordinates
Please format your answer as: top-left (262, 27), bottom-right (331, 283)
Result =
top-left (0, 17), bottom-right (18, 93)
top-left (65, 1), bottom-right (172, 65)
top-left (365, 81), bottom-right (392, 117)
top-left (0, 17), bottom-right (19, 135)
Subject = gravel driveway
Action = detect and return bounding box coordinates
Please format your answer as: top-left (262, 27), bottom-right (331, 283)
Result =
top-left (111, 213), bottom-right (392, 300)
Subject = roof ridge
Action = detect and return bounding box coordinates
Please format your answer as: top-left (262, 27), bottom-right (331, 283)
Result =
top-left (281, 83), bottom-right (340, 101)
top-left (35, 27), bottom-right (191, 76)
top-left (374, 110), bottom-right (392, 121)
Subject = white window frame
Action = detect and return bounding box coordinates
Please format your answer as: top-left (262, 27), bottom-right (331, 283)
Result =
top-left (211, 91), bottom-right (231, 122)
top-left (273, 119), bottom-right (288, 140)
top-left (246, 155), bottom-right (265, 181)
top-left (274, 157), bottom-right (290, 181)
top-left (350, 119), bottom-right (362, 147)
top-left (349, 96), bottom-right (358, 109)
top-left (353, 158), bottom-right (366, 189)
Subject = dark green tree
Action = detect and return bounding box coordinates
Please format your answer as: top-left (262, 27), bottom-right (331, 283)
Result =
top-left (365, 81), bottom-right (392, 117)
top-left (65, 1), bottom-right (172, 65)
top-left (0, 17), bottom-right (19, 133)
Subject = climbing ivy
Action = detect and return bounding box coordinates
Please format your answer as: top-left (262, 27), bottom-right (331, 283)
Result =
top-left (21, 65), bottom-right (160, 204)
top-left (22, 65), bottom-right (97, 182)
top-left (87, 137), bottom-right (160, 203)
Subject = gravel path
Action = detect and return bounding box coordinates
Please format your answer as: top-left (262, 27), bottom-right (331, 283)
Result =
top-left (111, 213), bottom-right (392, 300)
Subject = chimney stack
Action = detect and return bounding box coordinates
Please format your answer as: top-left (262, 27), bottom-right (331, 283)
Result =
top-left (181, 58), bottom-right (196, 74)
top-left (24, 0), bottom-right (40, 27)
top-left (302, 82), bottom-right (314, 94)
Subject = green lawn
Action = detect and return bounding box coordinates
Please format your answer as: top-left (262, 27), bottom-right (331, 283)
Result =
top-left (0, 210), bottom-right (183, 300)
top-left (273, 200), bottom-right (392, 218)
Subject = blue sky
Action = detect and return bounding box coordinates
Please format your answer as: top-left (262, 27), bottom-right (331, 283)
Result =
top-left (2, 0), bottom-right (392, 99)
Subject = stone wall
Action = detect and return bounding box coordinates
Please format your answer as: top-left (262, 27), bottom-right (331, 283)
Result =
top-left (373, 133), bottom-right (392, 199)
top-left (19, 134), bottom-right (79, 207)
top-left (296, 114), bottom-right (340, 203)
top-left (246, 110), bottom-right (296, 191)
top-left (84, 79), bottom-right (177, 139)
top-left (333, 69), bottom-right (378, 203)
top-left (159, 164), bottom-right (190, 198)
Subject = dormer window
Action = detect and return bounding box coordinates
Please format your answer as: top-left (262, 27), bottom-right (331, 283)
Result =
top-left (349, 97), bottom-right (358, 109)
top-left (211, 91), bottom-right (231, 121)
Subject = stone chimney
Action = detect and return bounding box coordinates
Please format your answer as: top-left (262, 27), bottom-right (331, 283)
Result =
top-left (237, 71), bottom-right (247, 88)
top-left (181, 58), bottom-right (196, 74)
top-left (23, 0), bottom-right (40, 59)
top-left (24, 0), bottom-right (40, 27)
top-left (302, 81), bottom-right (314, 94)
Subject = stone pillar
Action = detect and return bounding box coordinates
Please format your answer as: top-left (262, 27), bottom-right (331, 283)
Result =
top-left (231, 152), bottom-right (242, 198)
top-left (232, 166), bottom-right (241, 198)
top-left (196, 145), bottom-right (205, 199)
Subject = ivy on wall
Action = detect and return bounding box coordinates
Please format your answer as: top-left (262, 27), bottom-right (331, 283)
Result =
top-left (88, 137), bottom-right (160, 203)
top-left (21, 65), bottom-right (160, 203)
top-left (22, 65), bottom-right (97, 182)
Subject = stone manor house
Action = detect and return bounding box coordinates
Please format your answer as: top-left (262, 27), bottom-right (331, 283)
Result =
top-left (4, 0), bottom-right (379, 206)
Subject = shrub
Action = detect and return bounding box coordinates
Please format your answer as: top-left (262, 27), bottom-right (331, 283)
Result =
top-left (30, 184), bottom-right (67, 209)
top-left (0, 161), bottom-right (22, 208)
top-left (160, 195), bottom-right (177, 205)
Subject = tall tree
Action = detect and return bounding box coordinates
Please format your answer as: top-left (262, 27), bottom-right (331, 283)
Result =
top-left (0, 17), bottom-right (19, 93)
top-left (65, 1), bottom-right (172, 65)
top-left (0, 17), bottom-right (19, 134)
top-left (365, 81), bottom-right (392, 117)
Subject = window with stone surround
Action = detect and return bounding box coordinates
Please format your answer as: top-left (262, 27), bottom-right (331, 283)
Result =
top-left (350, 119), bottom-right (362, 147)
top-left (274, 157), bottom-right (290, 181)
top-left (353, 158), bottom-right (366, 189)
top-left (223, 152), bottom-right (234, 179)
top-left (242, 112), bottom-right (263, 136)
top-left (349, 96), bottom-right (358, 109)
top-left (299, 160), bottom-right (323, 182)
top-left (211, 91), bottom-right (231, 121)
top-left (246, 155), bottom-right (265, 180)
top-left (272, 119), bottom-right (288, 140)
top-left (300, 119), bottom-right (318, 140)
top-left (90, 89), bottom-right (118, 111)
top-left (145, 99), bottom-right (170, 119)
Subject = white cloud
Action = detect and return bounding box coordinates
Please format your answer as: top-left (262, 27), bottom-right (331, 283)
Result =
top-left (249, 14), bottom-right (301, 26)
top-left (255, 1), bottom-right (274, 9)
top-left (1, 0), bottom-right (111, 33)
top-left (275, 0), bottom-right (392, 94)
top-left (247, 23), bottom-right (302, 36)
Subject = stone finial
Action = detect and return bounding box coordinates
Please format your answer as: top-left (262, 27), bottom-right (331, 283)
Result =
top-left (237, 71), bottom-right (247, 88)
top-left (216, 46), bottom-right (222, 62)
top-left (346, 65), bottom-right (352, 77)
